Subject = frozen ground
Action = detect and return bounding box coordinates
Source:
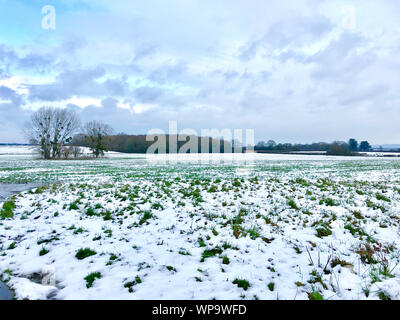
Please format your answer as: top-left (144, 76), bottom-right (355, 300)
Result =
top-left (1, 146), bottom-right (400, 300)
top-left (0, 145), bottom-right (120, 157)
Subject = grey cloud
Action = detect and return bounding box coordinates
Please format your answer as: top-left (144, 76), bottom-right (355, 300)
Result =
top-left (277, 49), bottom-right (307, 63)
top-left (264, 15), bottom-right (333, 49)
top-left (104, 77), bottom-right (129, 96)
top-left (68, 98), bottom-right (139, 134)
top-left (0, 45), bottom-right (57, 76)
top-left (18, 53), bottom-right (53, 74)
top-left (238, 40), bottom-right (261, 61)
top-left (309, 32), bottom-right (366, 64)
top-left (0, 87), bottom-right (28, 142)
top-left (61, 35), bottom-right (87, 54)
top-left (309, 32), bottom-right (375, 80)
top-left (134, 86), bottom-right (164, 103)
top-left (0, 45), bottom-right (16, 79)
top-left (239, 14), bottom-right (333, 61)
top-left (0, 45), bottom-right (16, 60)
top-left (0, 86), bottom-right (23, 107)
top-left (133, 43), bottom-right (158, 61)
top-left (28, 67), bottom-right (131, 101)
top-left (148, 62), bottom-right (188, 85)
top-left (337, 84), bottom-right (389, 107)
top-left (241, 70), bottom-right (270, 85)
top-left (223, 71), bottom-right (240, 81)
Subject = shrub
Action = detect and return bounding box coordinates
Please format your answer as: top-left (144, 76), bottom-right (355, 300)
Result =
top-left (326, 143), bottom-right (353, 156)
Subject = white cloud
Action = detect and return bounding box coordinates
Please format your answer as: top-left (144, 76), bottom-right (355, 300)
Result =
top-left (66, 96), bottom-right (102, 108)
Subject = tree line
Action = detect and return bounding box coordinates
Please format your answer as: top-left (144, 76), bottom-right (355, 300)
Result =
top-left (26, 107), bottom-right (238, 159)
top-left (26, 107), bottom-right (375, 159)
top-left (72, 134), bottom-right (237, 154)
top-left (255, 139), bottom-right (372, 155)
top-left (25, 107), bottom-right (113, 159)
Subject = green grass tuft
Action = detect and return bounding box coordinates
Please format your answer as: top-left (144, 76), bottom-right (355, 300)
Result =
top-left (39, 247), bottom-right (49, 256)
top-left (84, 272), bottom-right (101, 288)
top-left (201, 247), bottom-right (223, 262)
top-left (232, 278), bottom-right (250, 291)
top-left (75, 248), bottom-right (97, 260)
top-left (267, 282), bottom-right (275, 291)
top-left (287, 199), bottom-right (299, 210)
top-left (1, 199), bottom-right (16, 219)
top-left (308, 291), bottom-right (323, 300)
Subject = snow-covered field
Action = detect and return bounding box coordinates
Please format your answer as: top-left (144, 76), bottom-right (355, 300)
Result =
top-left (1, 146), bottom-right (400, 300)
top-left (0, 145), bottom-right (121, 156)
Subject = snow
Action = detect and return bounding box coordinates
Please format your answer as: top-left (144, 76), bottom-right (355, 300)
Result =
top-left (8, 278), bottom-right (57, 300)
top-left (1, 147), bottom-right (400, 300)
top-left (0, 145), bottom-right (120, 157)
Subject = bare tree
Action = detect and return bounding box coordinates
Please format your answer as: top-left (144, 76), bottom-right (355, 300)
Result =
top-left (71, 146), bottom-right (83, 158)
top-left (61, 146), bottom-right (73, 159)
top-left (83, 121), bottom-right (113, 158)
top-left (61, 145), bottom-right (83, 159)
top-left (26, 107), bottom-right (81, 159)
top-left (27, 107), bottom-right (52, 159)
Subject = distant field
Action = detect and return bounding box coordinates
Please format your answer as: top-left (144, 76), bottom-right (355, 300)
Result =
top-left (1, 146), bottom-right (400, 300)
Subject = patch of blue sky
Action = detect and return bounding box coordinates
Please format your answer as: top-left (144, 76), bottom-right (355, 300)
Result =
top-left (0, 0), bottom-right (105, 46)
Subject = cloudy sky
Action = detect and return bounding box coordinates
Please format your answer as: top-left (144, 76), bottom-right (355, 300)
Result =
top-left (0, 0), bottom-right (399, 144)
